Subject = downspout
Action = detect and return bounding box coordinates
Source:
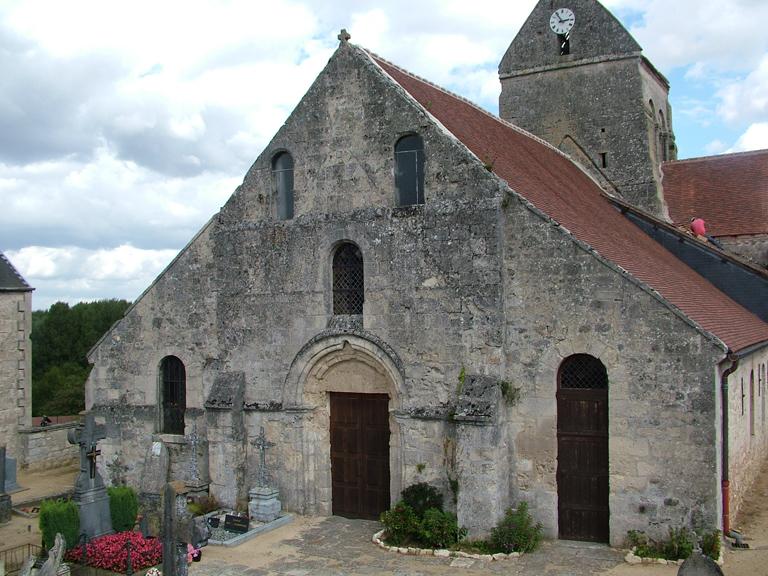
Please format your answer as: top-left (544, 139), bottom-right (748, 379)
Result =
top-left (721, 353), bottom-right (739, 535)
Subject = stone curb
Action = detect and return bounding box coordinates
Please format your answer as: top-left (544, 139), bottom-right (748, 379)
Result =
top-left (371, 530), bottom-right (521, 561)
top-left (624, 548), bottom-right (725, 567)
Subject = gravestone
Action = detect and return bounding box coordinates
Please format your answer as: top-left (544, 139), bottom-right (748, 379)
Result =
top-left (67, 413), bottom-right (113, 538)
top-left (248, 426), bottom-right (281, 522)
top-left (184, 424), bottom-right (210, 496)
top-left (677, 552), bottom-right (724, 576)
top-left (0, 446), bottom-right (11, 524)
top-left (161, 483), bottom-right (190, 576)
top-left (5, 456), bottom-right (19, 493)
top-left (140, 441), bottom-right (170, 537)
top-left (38, 533), bottom-right (68, 576)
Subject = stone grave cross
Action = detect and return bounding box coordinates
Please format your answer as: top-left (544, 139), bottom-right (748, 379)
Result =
top-left (69, 413), bottom-right (107, 485)
top-left (186, 424), bottom-right (201, 486)
top-left (251, 426), bottom-right (275, 488)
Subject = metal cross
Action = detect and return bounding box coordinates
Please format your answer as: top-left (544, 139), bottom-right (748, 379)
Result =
top-left (86, 446), bottom-right (101, 479)
top-left (251, 426), bottom-right (275, 488)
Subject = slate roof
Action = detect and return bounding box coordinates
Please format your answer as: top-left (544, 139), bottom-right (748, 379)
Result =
top-left (662, 149), bottom-right (768, 237)
top-left (0, 252), bottom-right (31, 292)
top-left (366, 49), bottom-right (768, 354)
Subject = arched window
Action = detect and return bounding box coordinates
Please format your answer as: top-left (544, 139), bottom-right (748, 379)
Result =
top-left (559, 354), bottom-right (608, 389)
top-left (160, 356), bottom-right (186, 434)
top-left (272, 152), bottom-right (294, 220)
top-left (333, 243), bottom-right (364, 315)
top-left (395, 135), bottom-right (425, 206)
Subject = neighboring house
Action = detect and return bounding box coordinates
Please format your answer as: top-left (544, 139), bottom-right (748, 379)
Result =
top-left (85, 0), bottom-right (768, 547)
top-left (0, 252), bottom-right (33, 463)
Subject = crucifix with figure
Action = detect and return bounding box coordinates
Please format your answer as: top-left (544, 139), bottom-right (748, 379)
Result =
top-left (68, 412), bottom-right (107, 489)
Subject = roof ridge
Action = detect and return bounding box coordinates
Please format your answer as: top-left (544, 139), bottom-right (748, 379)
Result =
top-left (664, 148), bottom-right (768, 166)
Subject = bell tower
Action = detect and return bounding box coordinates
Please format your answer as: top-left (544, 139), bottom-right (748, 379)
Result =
top-left (499, 0), bottom-right (676, 218)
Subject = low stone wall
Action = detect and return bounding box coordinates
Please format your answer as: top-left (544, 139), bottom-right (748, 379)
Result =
top-left (18, 423), bottom-right (78, 471)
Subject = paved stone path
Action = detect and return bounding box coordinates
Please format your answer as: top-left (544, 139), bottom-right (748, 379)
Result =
top-left (189, 516), bottom-right (633, 576)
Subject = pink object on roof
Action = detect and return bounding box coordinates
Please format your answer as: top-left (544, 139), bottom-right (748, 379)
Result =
top-left (691, 218), bottom-right (706, 236)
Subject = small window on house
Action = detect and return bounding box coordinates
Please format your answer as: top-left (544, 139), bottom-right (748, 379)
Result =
top-left (600, 152), bottom-right (608, 168)
top-left (333, 242), bottom-right (364, 315)
top-left (272, 152), bottom-right (294, 220)
top-left (395, 134), bottom-right (425, 206)
top-left (750, 370), bottom-right (755, 436)
top-left (558, 33), bottom-right (570, 55)
top-left (741, 378), bottom-right (745, 416)
top-left (160, 355), bottom-right (186, 435)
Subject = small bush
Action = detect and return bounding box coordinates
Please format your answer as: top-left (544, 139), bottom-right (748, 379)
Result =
top-left (401, 483), bottom-right (443, 519)
top-left (489, 502), bottom-right (542, 553)
top-left (108, 486), bottom-right (139, 532)
top-left (66, 531), bottom-right (161, 571)
top-left (418, 508), bottom-right (467, 549)
top-left (39, 499), bottom-right (80, 550)
top-left (626, 527), bottom-right (694, 560)
top-left (699, 529), bottom-right (721, 561)
top-left (380, 501), bottom-right (420, 546)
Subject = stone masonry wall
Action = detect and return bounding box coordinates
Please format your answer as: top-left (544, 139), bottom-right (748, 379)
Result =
top-left (18, 423), bottom-right (78, 471)
top-left (0, 291), bottom-right (31, 463)
top-left (727, 348), bottom-right (768, 522)
top-left (718, 235), bottom-right (768, 269)
top-left (498, 188), bottom-right (724, 546)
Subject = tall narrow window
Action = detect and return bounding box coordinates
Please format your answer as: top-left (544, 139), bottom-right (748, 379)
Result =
top-left (750, 370), bottom-right (755, 436)
top-left (558, 33), bottom-right (570, 55)
top-left (272, 152), bottom-right (294, 220)
top-left (333, 243), bottom-right (364, 315)
top-left (395, 135), bottom-right (425, 206)
top-left (161, 356), bottom-right (186, 435)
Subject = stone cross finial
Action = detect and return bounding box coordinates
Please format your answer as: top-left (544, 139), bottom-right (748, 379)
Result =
top-left (338, 29), bottom-right (351, 44)
top-left (251, 426), bottom-right (275, 488)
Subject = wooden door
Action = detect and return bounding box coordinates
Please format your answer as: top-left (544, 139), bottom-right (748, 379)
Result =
top-left (557, 355), bottom-right (609, 542)
top-left (330, 393), bottom-right (390, 519)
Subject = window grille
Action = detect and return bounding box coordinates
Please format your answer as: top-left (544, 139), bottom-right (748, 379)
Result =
top-left (395, 134), bottom-right (425, 206)
top-left (161, 356), bottom-right (186, 434)
top-left (559, 354), bottom-right (608, 389)
top-left (273, 152), bottom-right (294, 220)
top-left (333, 243), bottom-right (364, 315)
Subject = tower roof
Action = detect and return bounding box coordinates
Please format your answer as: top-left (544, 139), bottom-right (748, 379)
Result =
top-left (0, 252), bottom-right (32, 292)
top-left (499, 0), bottom-right (642, 76)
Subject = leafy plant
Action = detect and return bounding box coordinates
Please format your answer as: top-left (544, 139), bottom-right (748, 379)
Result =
top-left (401, 483), bottom-right (443, 519)
top-left (489, 502), bottom-right (543, 553)
top-left (662, 527), bottom-right (694, 560)
top-left (108, 485), bottom-right (138, 532)
top-left (457, 366), bottom-right (466, 395)
top-left (187, 495), bottom-right (220, 516)
top-left (380, 501), bottom-right (420, 546)
top-left (699, 529), bottom-right (721, 561)
top-left (499, 381), bottom-right (521, 406)
top-left (418, 508), bottom-right (467, 549)
top-left (415, 463), bottom-right (426, 474)
top-left (66, 531), bottom-right (162, 571)
top-left (39, 499), bottom-right (80, 550)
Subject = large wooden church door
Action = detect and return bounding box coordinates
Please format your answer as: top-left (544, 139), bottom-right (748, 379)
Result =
top-left (557, 354), bottom-right (609, 542)
top-left (330, 393), bottom-right (390, 519)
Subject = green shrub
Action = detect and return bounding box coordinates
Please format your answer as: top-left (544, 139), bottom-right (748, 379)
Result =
top-left (699, 530), bottom-right (721, 561)
top-left (662, 527), bottom-right (694, 560)
top-left (380, 501), bottom-right (420, 546)
top-left (418, 508), bottom-right (467, 549)
top-left (401, 483), bottom-right (443, 519)
top-left (489, 502), bottom-right (542, 553)
top-left (39, 499), bottom-right (80, 550)
top-left (108, 486), bottom-right (138, 532)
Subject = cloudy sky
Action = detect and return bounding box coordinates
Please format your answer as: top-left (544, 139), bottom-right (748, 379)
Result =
top-left (2, 0), bottom-right (767, 310)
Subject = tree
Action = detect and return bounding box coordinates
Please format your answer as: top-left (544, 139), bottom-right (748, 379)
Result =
top-left (31, 299), bottom-right (130, 416)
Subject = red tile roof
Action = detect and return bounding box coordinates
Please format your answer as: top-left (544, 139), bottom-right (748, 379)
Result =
top-left (663, 150), bottom-right (768, 237)
top-left (367, 50), bottom-right (768, 353)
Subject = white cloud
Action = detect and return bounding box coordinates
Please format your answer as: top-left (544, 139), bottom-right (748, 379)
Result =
top-left (7, 244), bottom-right (178, 310)
top-left (717, 54), bottom-right (768, 124)
top-left (727, 123), bottom-right (768, 152)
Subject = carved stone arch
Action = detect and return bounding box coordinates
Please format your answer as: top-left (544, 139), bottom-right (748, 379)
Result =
top-left (283, 331), bottom-right (405, 408)
top-left (283, 332), bottom-right (406, 517)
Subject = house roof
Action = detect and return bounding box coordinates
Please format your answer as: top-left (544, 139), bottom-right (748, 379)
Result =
top-left (0, 252), bottom-right (32, 292)
top-left (366, 49), bottom-right (768, 354)
top-left (662, 149), bottom-right (768, 237)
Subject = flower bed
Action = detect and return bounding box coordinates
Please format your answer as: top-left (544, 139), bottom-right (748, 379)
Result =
top-left (66, 531), bottom-right (162, 572)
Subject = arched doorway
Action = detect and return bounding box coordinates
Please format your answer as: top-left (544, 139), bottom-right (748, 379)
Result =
top-left (284, 335), bottom-right (403, 519)
top-left (557, 354), bottom-right (609, 542)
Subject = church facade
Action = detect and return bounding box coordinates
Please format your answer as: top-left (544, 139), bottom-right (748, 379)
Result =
top-left (86, 0), bottom-right (768, 546)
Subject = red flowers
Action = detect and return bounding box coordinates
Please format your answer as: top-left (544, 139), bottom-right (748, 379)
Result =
top-left (65, 531), bottom-right (162, 572)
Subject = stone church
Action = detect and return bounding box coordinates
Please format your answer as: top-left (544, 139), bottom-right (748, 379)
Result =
top-left (86, 0), bottom-right (768, 546)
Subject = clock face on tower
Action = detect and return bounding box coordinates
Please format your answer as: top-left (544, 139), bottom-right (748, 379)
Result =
top-left (550, 8), bottom-right (575, 35)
